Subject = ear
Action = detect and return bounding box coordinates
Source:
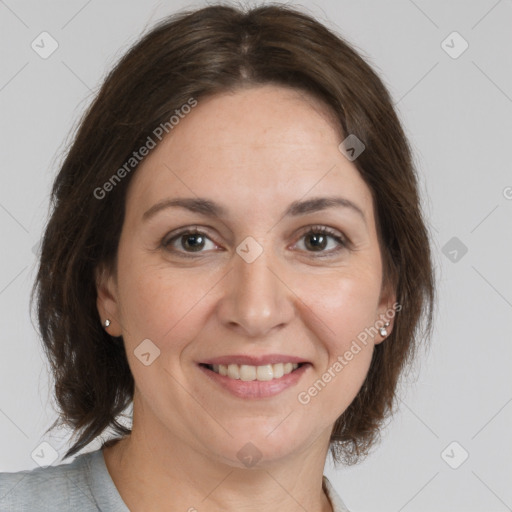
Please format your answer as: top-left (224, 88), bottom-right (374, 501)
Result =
top-left (374, 277), bottom-right (398, 345)
top-left (95, 263), bottom-right (123, 337)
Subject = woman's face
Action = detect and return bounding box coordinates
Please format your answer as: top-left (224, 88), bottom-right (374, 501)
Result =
top-left (97, 85), bottom-right (395, 467)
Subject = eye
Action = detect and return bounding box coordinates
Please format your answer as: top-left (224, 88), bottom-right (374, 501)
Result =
top-left (294, 225), bottom-right (347, 256)
top-left (162, 225), bottom-right (348, 258)
top-left (163, 227), bottom-right (218, 256)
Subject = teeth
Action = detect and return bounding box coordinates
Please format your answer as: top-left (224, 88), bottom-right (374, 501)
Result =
top-left (210, 363), bottom-right (300, 380)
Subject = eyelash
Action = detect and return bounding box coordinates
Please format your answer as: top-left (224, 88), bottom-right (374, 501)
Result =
top-left (162, 225), bottom-right (348, 259)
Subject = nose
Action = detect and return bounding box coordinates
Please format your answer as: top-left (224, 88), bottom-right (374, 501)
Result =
top-left (216, 244), bottom-right (295, 339)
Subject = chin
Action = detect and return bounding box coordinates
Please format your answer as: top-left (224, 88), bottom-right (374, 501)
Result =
top-left (208, 424), bottom-right (315, 469)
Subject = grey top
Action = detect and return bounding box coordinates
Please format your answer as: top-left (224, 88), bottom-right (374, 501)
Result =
top-left (0, 449), bottom-right (351, 511)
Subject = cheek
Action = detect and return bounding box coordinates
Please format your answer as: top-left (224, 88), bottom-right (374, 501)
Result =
top-left (293, 267), bottom-right (381, 415)
top-left (302, 264), bottom-right (382, 345)
top-left (116, 264), bottom-right (210, 405)
top-left (116, 252), bottom-right (219, 357)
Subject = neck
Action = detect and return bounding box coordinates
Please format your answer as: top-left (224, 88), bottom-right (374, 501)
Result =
top-left (103, 413), bottom-right (333, 512)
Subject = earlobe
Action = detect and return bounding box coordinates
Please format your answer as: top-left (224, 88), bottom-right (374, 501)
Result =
top-left (375, 282), bottom-right (398, 344)
top-left (95, 264), bottom-right (122, 337)
top-left (373, 317), bottom-right (393, 345)
top-left (378, 321), bottom-right (390, 337)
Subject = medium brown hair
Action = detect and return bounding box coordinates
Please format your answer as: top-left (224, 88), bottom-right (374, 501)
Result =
top-left (32, 2), bottom-right (435, 465)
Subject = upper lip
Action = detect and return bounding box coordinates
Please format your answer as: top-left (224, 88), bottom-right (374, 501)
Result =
top-left (200, 354), bottom-right (309, 366)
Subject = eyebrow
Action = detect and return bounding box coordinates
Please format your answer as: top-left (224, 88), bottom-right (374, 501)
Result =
top-left (142, 196), bottom-right (366, 223)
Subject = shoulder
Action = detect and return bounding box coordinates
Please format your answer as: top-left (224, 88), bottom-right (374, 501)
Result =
top-left (0, 450), bottom-right (102, 512)
top-left (323, 475), bottom-right (352, 512)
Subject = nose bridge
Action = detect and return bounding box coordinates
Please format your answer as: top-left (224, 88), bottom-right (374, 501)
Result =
top-left (218, 239), bottom-right (294, 337)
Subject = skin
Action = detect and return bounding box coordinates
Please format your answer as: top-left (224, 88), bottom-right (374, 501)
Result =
top-left (96, 84), bottom-right (396, 512)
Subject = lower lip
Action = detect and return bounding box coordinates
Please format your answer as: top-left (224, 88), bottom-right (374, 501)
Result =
top-left (198, 364), bottom-right (310, 399)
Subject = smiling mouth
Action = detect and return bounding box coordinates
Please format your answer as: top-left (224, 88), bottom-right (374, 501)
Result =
top-left (200, 362), bottom-right (306, 381)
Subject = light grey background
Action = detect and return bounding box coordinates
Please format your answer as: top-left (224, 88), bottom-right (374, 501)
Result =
top-left (1, 1), bottom-right (511, 511)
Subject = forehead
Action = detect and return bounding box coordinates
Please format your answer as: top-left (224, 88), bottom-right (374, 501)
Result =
top-left (126, 85), bottom-right (374, 222)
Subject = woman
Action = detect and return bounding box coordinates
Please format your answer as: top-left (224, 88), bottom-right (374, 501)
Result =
top-left (0, 3), bottom-right (434, 511)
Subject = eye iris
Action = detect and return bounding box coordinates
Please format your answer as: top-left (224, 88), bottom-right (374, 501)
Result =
top-left (305, 232), bottom-right (327, 251)
top-left (182, 233), bottom-right (205, 251)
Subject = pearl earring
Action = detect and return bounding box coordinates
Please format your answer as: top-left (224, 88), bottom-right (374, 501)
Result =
top-left (379, 321), bottom-right (390, 337)
top-left (104, 319), bottom-right (111, 328)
